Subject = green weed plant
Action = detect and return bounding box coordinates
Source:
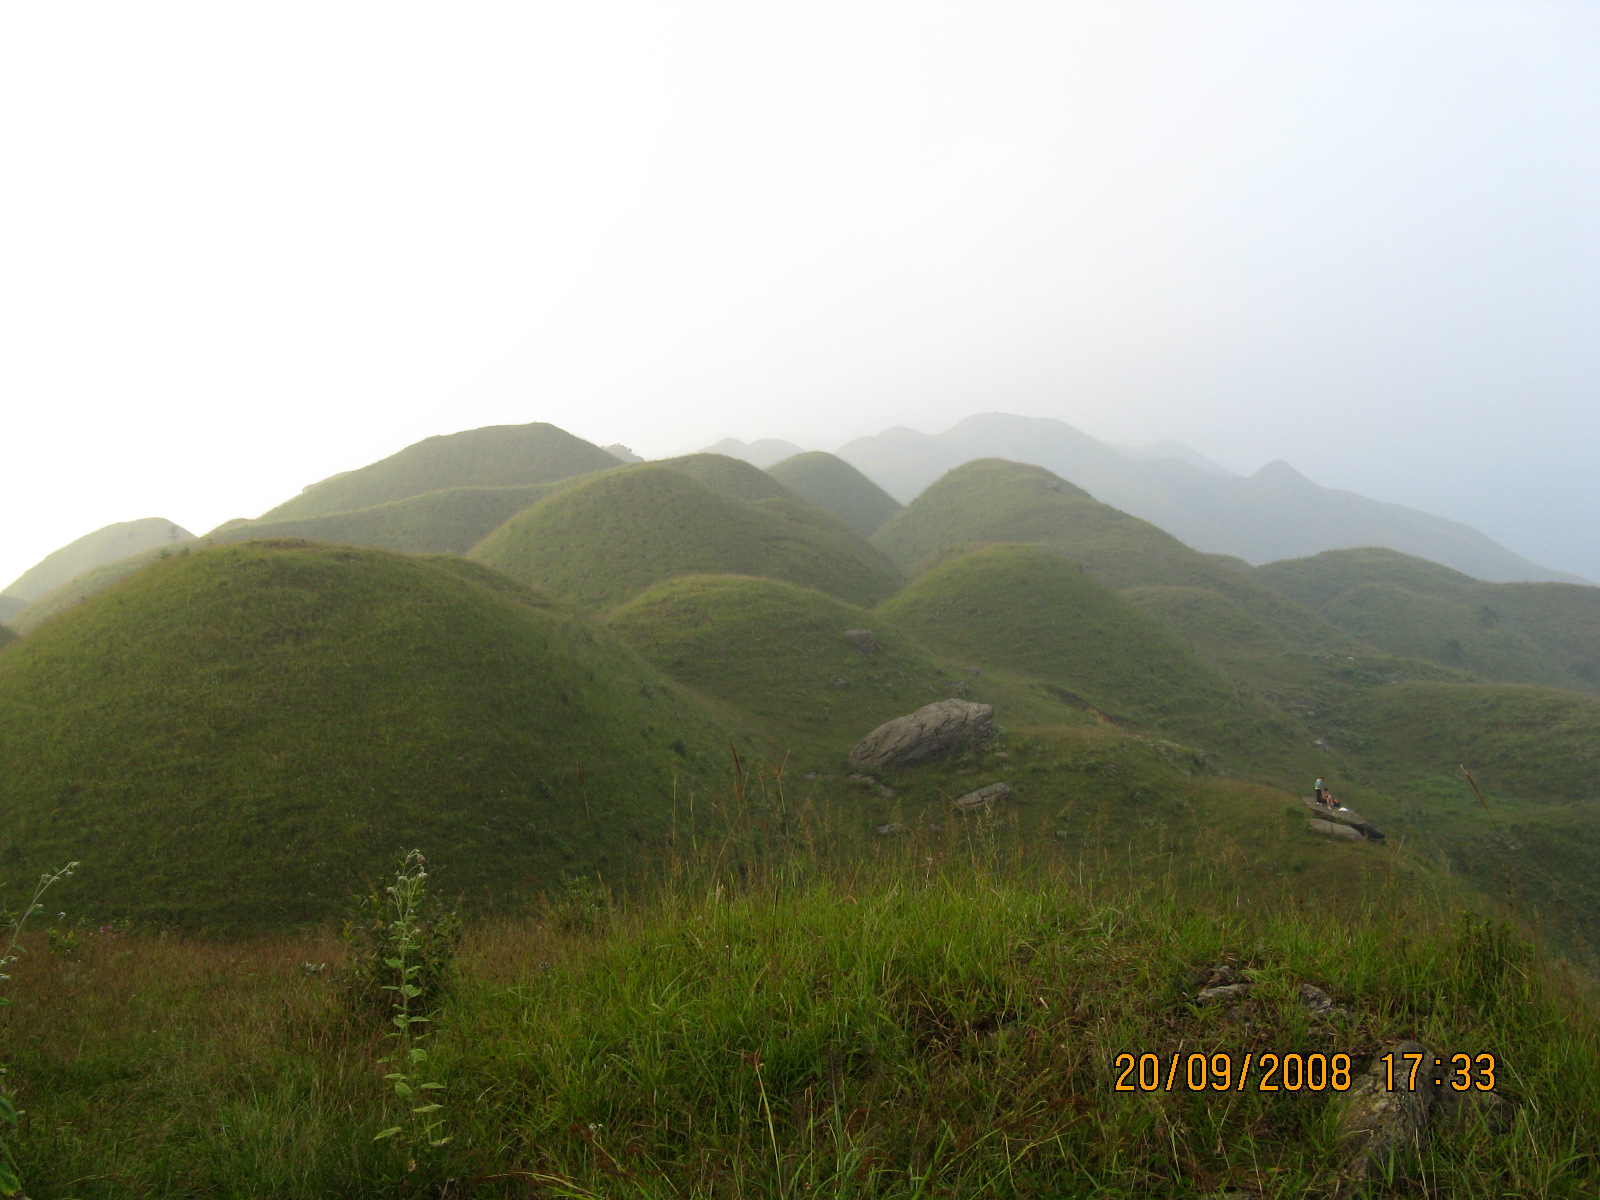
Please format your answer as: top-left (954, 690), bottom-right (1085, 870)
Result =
top-left (371, 851), bottom-right (452, 1163)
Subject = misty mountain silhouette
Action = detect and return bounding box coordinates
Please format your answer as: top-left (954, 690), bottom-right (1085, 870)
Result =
top-left (706, 413), bottom-right (1583, 585)
top-left (0, 517), bottom-right (193, 609)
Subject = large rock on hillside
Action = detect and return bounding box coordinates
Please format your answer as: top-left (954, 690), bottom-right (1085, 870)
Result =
top-left (849, 699), bottom-right (996, 771)
top-left (1301, 796), bottom-right (1386, 841)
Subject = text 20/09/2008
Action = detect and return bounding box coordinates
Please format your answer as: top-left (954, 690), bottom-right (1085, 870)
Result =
top-left (1112, 1051), bottom-right (1498, 1093)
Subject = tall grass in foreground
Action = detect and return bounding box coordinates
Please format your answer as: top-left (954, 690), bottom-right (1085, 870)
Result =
top-left (0, 859), bottom-right (77, 1198)
top-left (4, 778), bottom-right (1598, 1198)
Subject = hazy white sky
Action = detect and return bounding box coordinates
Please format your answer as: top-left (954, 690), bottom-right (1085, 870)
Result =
top-left (3, 1), bottom-right (1597, 588)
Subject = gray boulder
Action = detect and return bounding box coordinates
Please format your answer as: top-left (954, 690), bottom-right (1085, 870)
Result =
top-left (1302, 796), bottom-right (1386, 841)
top-left (1309, 819), bottom-right (1365, 842)
top-left (953, 782), bottom-right (1012, 812)
top-left (848, 699), bottom-right (996, 771)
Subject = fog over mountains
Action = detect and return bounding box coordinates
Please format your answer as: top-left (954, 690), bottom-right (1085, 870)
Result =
top-left (706, 413), bottom-right (1586, 586)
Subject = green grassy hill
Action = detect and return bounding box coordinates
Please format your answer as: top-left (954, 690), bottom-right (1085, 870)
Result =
top-left (876, 544), bottom-right (1309, 776)
top-left (0, 622), bottom-right (15, 649)
top-left (0, 541), bottom-right (734, 930)
top-left (657, 452), bottom-right (796, 502)
top-left (210, 455), bottom-right (791, 561)
top-left (872, 459), bottom-right (1349, 664)
top-left (1257, 548), bottom-right (1600, 694)
top-left (255, 423), bottom-right (623, 523)
top-left (6, 545), bottom-right (187, 635)
top-left (767, 450), bottom-right (904, 536)
top-left (607, 573), bottom-right (1086, 762)
top-left (471, 463), bottom-right (903, 611)
top-left (0, 518), bottom-right (194, 602)
top-left (210, 481), bottom-right (575, 556)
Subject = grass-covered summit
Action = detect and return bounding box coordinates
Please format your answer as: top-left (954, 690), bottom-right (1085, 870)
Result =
top-left (872, 458), bottom-right (1348, 662)
top-left (0, 541), bottom-right (732, 929)
top-left (766, 450), bottom-right (904, 536)
top-left (471, 462), bottom-right (902, 611)
top-left (255, 423), bottom-right (623, 523)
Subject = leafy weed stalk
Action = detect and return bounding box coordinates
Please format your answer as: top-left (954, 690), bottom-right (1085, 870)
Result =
top-left (372, 850), bottom-right (451, 1168)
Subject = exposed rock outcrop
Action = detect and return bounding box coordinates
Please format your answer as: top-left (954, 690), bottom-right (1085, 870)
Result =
top-left (952, 782), bottom-right (1012, 812)
top-left (1329, 1039), bottom-right (1516, 1194)
top-left (1331, 1040), bottom-right (1439, 1191)
top-left (1309, 818), bottom-right (1365, 842)
top-left (1302, 797), bottom-right (1386, 842)
top-left (848, 699), bottom-right (996, 771)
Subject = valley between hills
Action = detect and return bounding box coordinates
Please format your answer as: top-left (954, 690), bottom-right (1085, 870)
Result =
top-left (1, 419), bottom-right (1597, 1197)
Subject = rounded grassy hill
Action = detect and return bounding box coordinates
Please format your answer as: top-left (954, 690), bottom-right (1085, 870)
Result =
top-left (256, 423), bottom-right (623, 523)
top-left (876, 543), bottom-right (1305, 772)
top-left (470, 463), bottom-right (902, 611)
top-left (211, 481), bottom-right (575, 557)
top-left (1, 518), bottom-right (194, 603)
top-left (872, 459), bottom-right (1347, 662)
top-left (607, 574), bottom-right (1036, 760)
top-left (766, 451), bottom-right (903, 536)
top-left (657, 453), bottom-right (796, 502)
top-left (0, 541), bottom-right (733, 930)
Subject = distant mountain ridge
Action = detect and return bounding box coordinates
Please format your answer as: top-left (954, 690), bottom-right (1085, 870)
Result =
top-left (705, 414), bottom-right (1581, 585)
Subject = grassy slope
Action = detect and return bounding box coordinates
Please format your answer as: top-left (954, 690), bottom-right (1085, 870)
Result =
top-left (257, 423), bottom-right (622, 523)
top-left (1325, 680), bottom-right (1600, 955)
top-left (18, 822), bottom-right (1595, 1198)
top-left (0, 541), bottom-right (734, 930)
top-left (1257, 548), bottom-right (1600, 694)
top-left (767, 450), bottom-right (904, 536)
top-left (209, 455), bottom-right (791, 563)
top-left (657, 452), bottom-right (796, 502)
top-left (211, 482), bottom-right (576, 556)
top-left (876, 543), bottom-right (1306, 775)
top-left (7, 545), bottom-right (183, 635)
top-left (872, 459), bottom-right (1348, 664)
top-left (864, 462), bottom-right (1600, 953)
top-left (0, 622), bottom-right (15, 649)
top-left (1, 517), bottom-right (193, 602)
top-left (607, 573), bottom-right (1088, 764)
top-left (471, 464), bottom-right (903, 611)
